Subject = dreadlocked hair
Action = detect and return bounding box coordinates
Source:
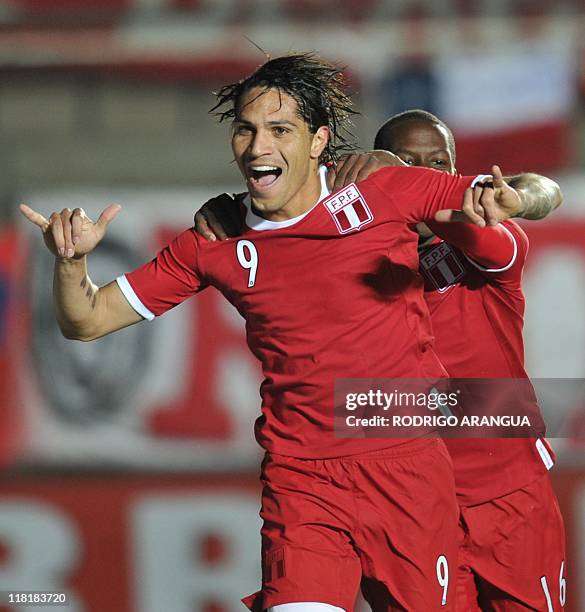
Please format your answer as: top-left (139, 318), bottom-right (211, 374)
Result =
top-left (210, 52), bottom-right (358, 164)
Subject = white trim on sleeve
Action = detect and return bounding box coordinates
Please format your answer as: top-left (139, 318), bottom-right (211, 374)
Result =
top-left (116, 275), bottom-right (155, 321)
top-left (463, 223), bottom-right (518, 273)
top-left (470, 174), bottom-right (492, 187)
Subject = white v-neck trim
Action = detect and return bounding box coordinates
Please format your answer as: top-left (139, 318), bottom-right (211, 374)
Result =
top-left (244, 165), bottom-right (330, 231)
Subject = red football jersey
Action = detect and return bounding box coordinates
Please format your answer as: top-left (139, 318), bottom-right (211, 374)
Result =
top-left (420, 219), bottom-right (554, 505)
top-left (118, 166), bottom-right (478, 459)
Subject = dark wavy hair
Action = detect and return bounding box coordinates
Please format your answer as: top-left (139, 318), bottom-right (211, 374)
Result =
top-left (210, 52), bottom-right (358, 163)
top-left (374, 109), bottom-right (457, 165)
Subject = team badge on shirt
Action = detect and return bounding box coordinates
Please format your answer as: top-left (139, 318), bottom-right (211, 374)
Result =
top-left (420, 242), bottom-right (466, 292)
top-left (323, 184), bottom-right (373, 234)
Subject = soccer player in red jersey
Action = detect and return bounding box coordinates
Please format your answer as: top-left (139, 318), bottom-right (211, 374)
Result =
top-left (370, 110), bottom-right (566, 612)
top-left (21, 56), bottom-right (521, 611)
top-left (196, 111), bottom-right (567, 611)
top-left (302, 110), bottom-right (566, 611)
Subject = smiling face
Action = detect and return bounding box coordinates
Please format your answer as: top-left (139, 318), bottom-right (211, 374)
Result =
top-left (231, 87), bottom-right (329, 221)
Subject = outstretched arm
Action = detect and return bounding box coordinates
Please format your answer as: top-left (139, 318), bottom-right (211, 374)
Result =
top-left (429, 169), bottom-right (560, 271)
top-left (53, 259), bottom-right (141, 341)
top-left (328, 156), bottom-right (511, 229)
top-left (20, 204), bottom-right (142, 341)
top-left (434, 165), bottom-right (562, 227)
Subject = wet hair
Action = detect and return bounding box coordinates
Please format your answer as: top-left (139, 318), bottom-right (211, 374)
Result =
top-left (374, 109), bottom-right (456, 164)
top-left (210, 52), bottom-right (358, 163)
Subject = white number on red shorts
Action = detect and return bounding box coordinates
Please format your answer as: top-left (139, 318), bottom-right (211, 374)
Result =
top-left (436, 554), bottom-right (449, 606)
top-left (541, 562), bottom-right (567, 611)
top-left (559, 561), bottom-right (566, 607)
top-left (541, 576), bottom-right (553, 612)
top-left (236, 240), bottom-right (258, 288)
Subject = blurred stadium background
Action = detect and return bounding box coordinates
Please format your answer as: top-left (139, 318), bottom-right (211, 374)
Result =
top-left (0, 0), bottom-right (584, 610)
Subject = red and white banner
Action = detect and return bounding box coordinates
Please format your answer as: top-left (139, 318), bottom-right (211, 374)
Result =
top-left (435, 42), bottom-right (576, 174)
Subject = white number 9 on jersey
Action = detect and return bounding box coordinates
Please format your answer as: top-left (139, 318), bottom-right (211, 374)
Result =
top-left (236, 240), bottom-right (258, 288)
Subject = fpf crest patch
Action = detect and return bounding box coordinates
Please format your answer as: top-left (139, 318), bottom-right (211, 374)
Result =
top-left (323, 184), bottom-right (373, 234)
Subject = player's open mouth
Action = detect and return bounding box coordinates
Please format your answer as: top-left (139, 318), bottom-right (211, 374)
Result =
top-left (248, 166), bottom-right (283, 191)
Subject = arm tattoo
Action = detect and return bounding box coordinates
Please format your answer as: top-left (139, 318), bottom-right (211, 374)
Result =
top-left (79, 276), bottom-right (97, 309)
top-left (507, 173), bottom-right (562, 220)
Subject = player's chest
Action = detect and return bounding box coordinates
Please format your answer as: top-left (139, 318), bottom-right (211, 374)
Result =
top-left (203, 229), bottom-right (416, 314)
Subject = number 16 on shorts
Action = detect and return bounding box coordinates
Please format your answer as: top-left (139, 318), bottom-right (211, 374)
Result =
top-left (541, 560), bottom-right (566, 611)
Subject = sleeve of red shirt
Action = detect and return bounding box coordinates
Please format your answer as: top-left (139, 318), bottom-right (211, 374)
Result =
top-left (368, 166), bottom-right (483, 224)
top-left (427, 219), bottom-right (529, 284)
top-left (117, 228), bottom-right (207, 319)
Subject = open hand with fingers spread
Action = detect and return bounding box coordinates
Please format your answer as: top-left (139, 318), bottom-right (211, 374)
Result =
top-left (434, 165), bottom-right (523, 227)
top-left (19, 203), bottom-right (122, 259)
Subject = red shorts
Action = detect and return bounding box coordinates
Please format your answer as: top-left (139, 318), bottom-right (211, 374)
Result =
top-left (456, 473), bottom-right (567, 611)
top-left (243, 437), bottom-right (459, 611)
